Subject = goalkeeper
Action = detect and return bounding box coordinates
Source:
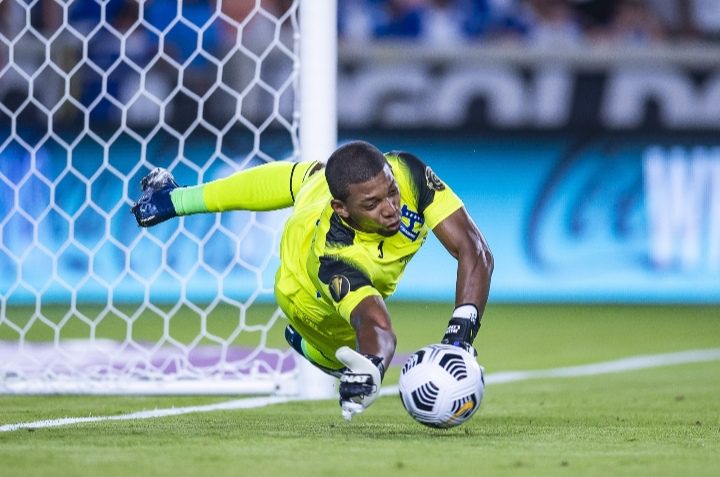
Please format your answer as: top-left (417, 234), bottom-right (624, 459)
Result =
top-left (131, 140), bottom-right (493, 420)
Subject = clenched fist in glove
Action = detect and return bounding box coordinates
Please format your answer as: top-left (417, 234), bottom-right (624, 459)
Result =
top-left (131, 168), bottom-right (179, 227)
top-left (335, 346), bottom-right (386, 421)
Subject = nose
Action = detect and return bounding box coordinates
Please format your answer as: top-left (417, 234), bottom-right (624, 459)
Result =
top-left (381, 197), bottom-right (398, 217)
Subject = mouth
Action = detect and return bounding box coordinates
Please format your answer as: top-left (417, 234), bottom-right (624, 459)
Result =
top-left (386, 219), bottom-right (401, 231)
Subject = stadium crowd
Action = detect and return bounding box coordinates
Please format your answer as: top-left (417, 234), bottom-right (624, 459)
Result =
top-left (338, 0), bottom-right (720, 46)
top-left (2, 0), bottom-right (718, 47)
top-left (0, 0), bottom-right (718, 128)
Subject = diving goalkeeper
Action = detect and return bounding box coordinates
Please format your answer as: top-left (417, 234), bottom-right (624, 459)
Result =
top-left (131, 140), bottom-right (493, 420)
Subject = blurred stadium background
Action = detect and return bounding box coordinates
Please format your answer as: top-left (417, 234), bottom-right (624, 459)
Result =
top-left (0, 1), bottom-right (719, 475)
top-left (1, 0), bottom-right (719, 386)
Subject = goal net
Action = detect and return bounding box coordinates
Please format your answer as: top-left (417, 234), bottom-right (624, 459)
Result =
top-left (0, 0), bottom-right (332, 395)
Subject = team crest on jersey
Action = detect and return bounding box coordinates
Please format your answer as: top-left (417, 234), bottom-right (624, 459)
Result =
top-left (425, 166), bottom-right (445, 191)
top-left (400, 204), bottom-right (424, 241)
top-left (329, 274), bottom-right (350, 302)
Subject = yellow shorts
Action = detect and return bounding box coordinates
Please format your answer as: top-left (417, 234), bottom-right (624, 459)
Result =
top-left (275, 289), bottom-right (355, 374)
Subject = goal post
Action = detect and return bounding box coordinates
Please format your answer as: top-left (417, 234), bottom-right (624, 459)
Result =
top-left (297, 0), bottom-right (339, 399)
top-left (0, 0), bottom-right (338, 396)
top-left (300, 0), bottom-right (337, 166)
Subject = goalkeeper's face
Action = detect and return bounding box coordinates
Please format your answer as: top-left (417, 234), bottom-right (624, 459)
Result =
top-left (332, 164), bottom-right (402, 237)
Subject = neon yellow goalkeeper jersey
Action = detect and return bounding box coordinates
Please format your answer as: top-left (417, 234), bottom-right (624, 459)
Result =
top-left (274, 152), bottom-right (463, 364)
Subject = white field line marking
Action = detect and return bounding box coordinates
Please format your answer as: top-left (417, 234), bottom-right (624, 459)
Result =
top-left (381, 347), bottom-right (720, 394)
top-left (2, 348), bottom-right (719, 432)
top-left (0, 396), bottom-right (294, 433)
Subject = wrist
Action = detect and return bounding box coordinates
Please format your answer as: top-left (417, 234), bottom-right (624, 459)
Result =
top-left (442, 304), bottom-right (481, 346)
top-left (453, 304), bottom-right (478, 321)
top-left (170, 185), bottom-right (201, 216)
top-left (363, 354), bottom-right (386, 381)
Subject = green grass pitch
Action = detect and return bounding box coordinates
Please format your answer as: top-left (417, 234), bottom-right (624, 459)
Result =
top-left (1, 303), bottom-right (719, 477)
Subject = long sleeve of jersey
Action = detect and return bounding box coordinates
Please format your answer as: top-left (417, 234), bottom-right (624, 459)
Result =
top-left (170, 161), bottom-right (319, 215)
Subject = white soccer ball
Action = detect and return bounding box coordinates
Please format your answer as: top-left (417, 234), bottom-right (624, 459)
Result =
top-left (398, 343), bottom-right (485, 428)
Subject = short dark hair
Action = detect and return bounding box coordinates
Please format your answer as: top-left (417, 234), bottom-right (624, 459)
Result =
top-left (325, 141), bottom-right (388, 201)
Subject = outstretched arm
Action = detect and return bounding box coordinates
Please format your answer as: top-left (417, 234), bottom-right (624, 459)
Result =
top-left (432, 206), bottom-right (494, 350)
top-left (334, 295), bottom-right (396, 421)
top-left (174, 161), bottom-right (322, 214)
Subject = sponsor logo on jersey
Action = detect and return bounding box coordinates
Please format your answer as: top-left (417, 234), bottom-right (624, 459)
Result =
top-left (329, 274), bottom-right (351, 302)
top-left (425, 166), bottom-right (445, 191)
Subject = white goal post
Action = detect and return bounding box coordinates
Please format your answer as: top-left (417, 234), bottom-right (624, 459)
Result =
top-left (0, 0), bottom-right (337, 395)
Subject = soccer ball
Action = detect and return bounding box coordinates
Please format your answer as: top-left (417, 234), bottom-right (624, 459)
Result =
top-left (398, 344), bottom-right (485, 428)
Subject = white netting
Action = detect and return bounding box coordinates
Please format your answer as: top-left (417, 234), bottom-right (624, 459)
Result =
top-left (0, 0), bottom-right (303, 394)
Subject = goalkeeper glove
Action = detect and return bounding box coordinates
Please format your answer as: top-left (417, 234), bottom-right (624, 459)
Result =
top-left (441, 304), bottom-right (480, 357)
top-left (335, 346), bottom-right (385, 421)
top-left (131, 168), bottom-right (179, 227)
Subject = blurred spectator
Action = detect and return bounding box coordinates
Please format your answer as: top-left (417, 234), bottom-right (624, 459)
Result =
top-left (519, 0), bottom-right (584, 47)
top-left (136, 0), bottom-right (222, 130)
top-left (456, 0), bottom-right (491, 39)
top-left (222, 0), bottom-right (296, 125)
top-left (374, 0), bottom-right (424, 39)
top-left (1, 1), bottom-right (25, 40)
top-left (0, 1), bottom-right (26, 111)
top-left (2, 0), bottom-right (718, 135)
top-left (117, 3), bottom-right (156, 69)
top-left (114, 1), bottom-right (167, 126)
top-left (337, 0), bottom-right (720, 45)
top-left (339, 0), bottom-right (385, 43)
top-left (0, 0), bottom-right (62, 120)
top-left (220, 0), bottom-right (256, 23)
top-left (145, 0), bottom-right (220, 71)
top-left (572, 0), bottom-right (618, 33)
top-left (338, 0), bottom-right (529, 44)
top-left (598, 0), bottom-right (666, 45)
top-left (69, 0), bottom-right (110, 35)
top-left (678, 0), bottom-right (720, 41)
top-left (473, 0), bottom-right (528, 40)
top-left (419, 0), bottom-right (469, 45)
top-left (81, 1), bottom-right (147, 121)
top-left (644, 0), bottom-right (683, 36)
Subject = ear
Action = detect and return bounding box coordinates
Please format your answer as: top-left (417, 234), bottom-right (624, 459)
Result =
top-left (331, 199), bottom-right (349, 219)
